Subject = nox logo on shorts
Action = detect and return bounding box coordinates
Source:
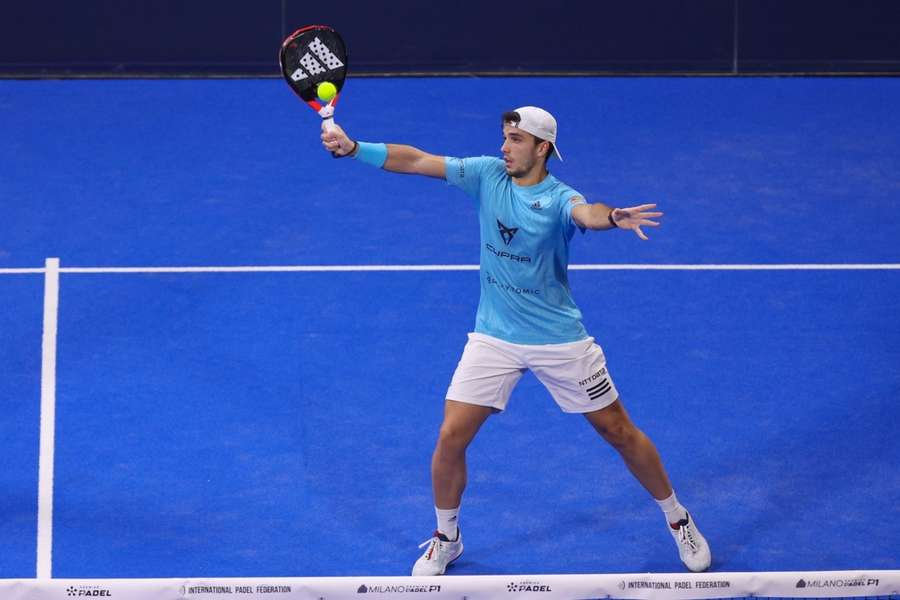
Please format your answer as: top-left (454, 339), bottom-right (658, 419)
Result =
top-left (290, 36), bottom-right (345, 81)
top-left (580, 367), bottom-right (612, 399)
top-left (497, 219), bottom-right (518, 245)
top-left (585, 378), bottom-right (612, 399)
top-left (578, 367), bottom-right (607, 387)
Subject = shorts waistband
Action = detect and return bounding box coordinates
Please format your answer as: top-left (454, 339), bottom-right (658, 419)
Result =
top-left (468, 331), bottom-right (593, 350)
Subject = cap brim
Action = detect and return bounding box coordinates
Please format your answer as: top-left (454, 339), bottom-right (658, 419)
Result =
top-left (553, 145), bottom-right (563, 161)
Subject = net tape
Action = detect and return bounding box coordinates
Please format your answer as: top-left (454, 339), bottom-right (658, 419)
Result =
top-left (1, 570), bottom-right (897, 599)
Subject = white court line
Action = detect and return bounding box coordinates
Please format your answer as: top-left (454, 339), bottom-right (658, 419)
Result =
top-left (37, 258), bottom-right (60, 579)
top-left (568, 263), bottom-right (900, 270)
top-left (59, 265), bottom-right (481, 273)
top-left (2, 264), bottom-right (900, 274)
top-left (0, 268), bottom-right (46, 274)
top-left (49, 263), bottom-right (900, 273)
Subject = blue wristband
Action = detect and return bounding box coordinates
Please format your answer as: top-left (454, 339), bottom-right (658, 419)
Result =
top-left (354, 142), bottom-right (388, 168)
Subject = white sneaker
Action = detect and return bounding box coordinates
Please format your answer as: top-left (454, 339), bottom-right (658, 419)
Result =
top-left (669, 513), bottom-right (711, 572)
top-left (411, 530), bottom-right (463, 576)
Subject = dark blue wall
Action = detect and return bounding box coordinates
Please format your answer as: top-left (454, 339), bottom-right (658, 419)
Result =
top-left (739, 0), bottom-right (900, 73)
top-left (2, 0), bottom-right (899, 76)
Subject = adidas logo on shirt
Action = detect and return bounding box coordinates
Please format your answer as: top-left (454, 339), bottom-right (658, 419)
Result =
top-left (530, 197), bottom-right (549, 211)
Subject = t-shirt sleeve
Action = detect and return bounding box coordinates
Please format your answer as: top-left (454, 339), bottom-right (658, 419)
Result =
top-left (558, 184), bottom-right (588, 233)
top-left (444, 156), bottom-right (500, 200)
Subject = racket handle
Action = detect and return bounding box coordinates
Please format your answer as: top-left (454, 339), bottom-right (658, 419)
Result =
top-left (321, 117), bottom-right (341, 158)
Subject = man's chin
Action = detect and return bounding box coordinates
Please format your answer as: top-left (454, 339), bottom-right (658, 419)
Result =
top-left (504, 164), bottom-right (526, 178)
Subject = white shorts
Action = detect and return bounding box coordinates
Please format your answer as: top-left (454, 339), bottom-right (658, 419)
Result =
top-left (446, 332), bottom-right (619, 414)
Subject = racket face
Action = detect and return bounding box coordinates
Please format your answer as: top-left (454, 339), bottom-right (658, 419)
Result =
top-left (279, 25), bottom-right (348, 109)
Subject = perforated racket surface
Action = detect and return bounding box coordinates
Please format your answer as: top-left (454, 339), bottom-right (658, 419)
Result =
top-left (279, 25), bottom-right (348, 134)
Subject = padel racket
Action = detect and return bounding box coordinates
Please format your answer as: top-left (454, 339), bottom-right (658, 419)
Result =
top-left (279, 25), bottom-right (348, 135)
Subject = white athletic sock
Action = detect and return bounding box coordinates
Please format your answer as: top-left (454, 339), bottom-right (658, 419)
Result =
top-left (435, 506), bottom-right (459, 540)
top-left (655, 491), bottom-right (688, 526)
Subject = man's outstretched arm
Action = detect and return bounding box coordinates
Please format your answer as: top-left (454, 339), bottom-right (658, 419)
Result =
top-left (572, 201), bottom-right (663, 240)
top-left (321, 123), bottom-right (446, 179)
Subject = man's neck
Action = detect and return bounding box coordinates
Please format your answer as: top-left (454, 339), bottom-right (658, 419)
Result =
top-left (512, 167), bottom-right (549, 187)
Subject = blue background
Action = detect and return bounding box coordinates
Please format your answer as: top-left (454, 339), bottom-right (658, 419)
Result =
top-left (2, 77), bottom-right (900, 268)
top-left (1, 76), bottom-right (899, 577)
top-left (0, 277), bottom-right (42, 578)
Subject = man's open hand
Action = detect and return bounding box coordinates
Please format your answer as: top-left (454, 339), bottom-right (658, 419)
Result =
top-left (611, 204), bottom-right (663, 240)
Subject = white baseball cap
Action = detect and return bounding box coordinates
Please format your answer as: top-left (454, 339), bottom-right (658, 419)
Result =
top-left (506, 106), bottom-right (563, 161)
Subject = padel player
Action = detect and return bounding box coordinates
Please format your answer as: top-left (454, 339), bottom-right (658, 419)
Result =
top-left (320, 106), bottom-right (712, 574)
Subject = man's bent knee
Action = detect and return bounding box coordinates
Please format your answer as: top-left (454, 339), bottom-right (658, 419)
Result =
top-left (436, 422), bottom-right (470, 452)
top-left (436, 400), bottom-right (492, 454)
top-left (601, 421), bottom-right (639, 450)
top-left (584, 400), bottom-right (640, 449)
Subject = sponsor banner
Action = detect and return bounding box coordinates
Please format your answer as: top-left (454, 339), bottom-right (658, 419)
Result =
top-left (295, 577), bottom-right (461, 598)
top-left (180, 579), bottom-right (300, 599)
top-left (610, 575), bottom-right (735, 599)
top-left (0, 571), bottom-right (896, 600)
top-left (756, 571), bottom-right (896, 599)
top-left (0, 579), bottom-right (177, 600)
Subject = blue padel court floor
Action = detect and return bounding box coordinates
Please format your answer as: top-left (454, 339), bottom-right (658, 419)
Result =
top-left (1, 77), bottom-right (898, 578)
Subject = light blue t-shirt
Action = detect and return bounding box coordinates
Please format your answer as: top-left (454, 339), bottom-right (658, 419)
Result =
top-left (445, 155), bottom-right (588, 344)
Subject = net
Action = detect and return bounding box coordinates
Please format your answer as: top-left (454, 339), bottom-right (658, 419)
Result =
top-left (1, 570), bottom-right (897, 599)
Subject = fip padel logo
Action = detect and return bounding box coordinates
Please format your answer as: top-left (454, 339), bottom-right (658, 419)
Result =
top-left (66, 585), bottom-right (113, 597)
top-left (507, 580), bottom-right (552, 592)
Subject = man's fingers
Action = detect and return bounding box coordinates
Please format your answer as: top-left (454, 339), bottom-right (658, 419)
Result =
top-left (615, 204), bottom-right (660, 239)
top-left (322, 139), bottom-right (342, 153)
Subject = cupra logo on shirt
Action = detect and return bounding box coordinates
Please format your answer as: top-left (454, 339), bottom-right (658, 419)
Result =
top-left (496, 219), bottom-right (518, 245)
